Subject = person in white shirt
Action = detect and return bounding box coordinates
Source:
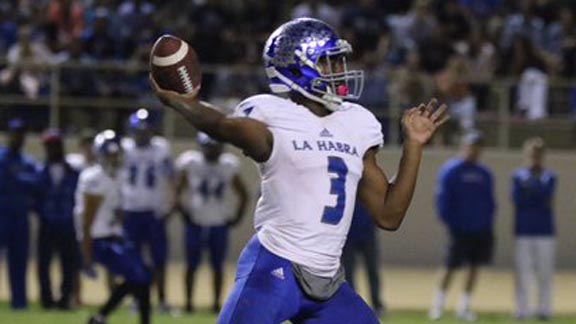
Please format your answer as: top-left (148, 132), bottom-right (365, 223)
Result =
top-left (176, 132), bottom-right (248, 313)
top-left (76, 130), bottom-right (151, 324)
top-left (121, 108), bottom-right (175, 312)
top-left (151, 18), bottom-right (448, 324)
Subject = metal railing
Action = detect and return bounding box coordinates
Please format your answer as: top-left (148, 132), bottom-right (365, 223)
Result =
top-left (1, 60), bottom-right (575, 148)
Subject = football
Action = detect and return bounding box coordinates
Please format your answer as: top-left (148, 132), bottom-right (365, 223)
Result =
top-left (150, 34), bottom-right (201, 94)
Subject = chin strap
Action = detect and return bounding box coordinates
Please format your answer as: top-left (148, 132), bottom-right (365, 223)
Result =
top-left (265, 66), bottom-right (345, 112)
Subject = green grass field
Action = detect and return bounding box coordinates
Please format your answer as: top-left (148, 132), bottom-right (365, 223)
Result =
top-left (1, 303), bottom-right (576, 324)
top-left (3, 266), bottom-right (576, 323)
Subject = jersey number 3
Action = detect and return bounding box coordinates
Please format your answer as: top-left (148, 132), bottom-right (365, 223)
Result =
top-left (321, 156), bottom-right (348, 225)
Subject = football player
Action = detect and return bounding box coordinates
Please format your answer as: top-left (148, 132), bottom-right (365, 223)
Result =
top-left (121, 108), bottom-right (175, 312)
top-left (76, 130), bottom-right (151, 324)
top-left (151, 18), bottom-right (448, 324)
top-left (176, 132), bottom-right (249, 313)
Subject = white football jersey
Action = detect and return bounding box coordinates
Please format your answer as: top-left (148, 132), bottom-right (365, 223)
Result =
top-left (74, 165), bottom-right (123, 240)
top-left (121, 136), bottom-right (174, 214)
top-left (176, 151), bottom-right (240, 226)
top-left (233, 94), bottom-right (383, 277)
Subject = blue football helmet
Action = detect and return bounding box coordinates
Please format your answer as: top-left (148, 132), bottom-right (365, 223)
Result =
top-left (93, 129), bottom-right (121, 157)
top-left (263, 18), bottom-right (364, 111)
top-left (128, 108), bottom-right (153, 130)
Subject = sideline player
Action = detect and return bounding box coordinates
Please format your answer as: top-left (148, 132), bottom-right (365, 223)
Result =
top-left (151, 18), bottom-right (448, 324)
top-left (512, 138), bottom-right (556, 320)
top-left (121, 109), bottom-right (175, 312)
top-left (35, 129), bottom-right (80, 310)
top-left (430, 132), bottom-right (496, 321)
top-left (0, 118), bottom-right (37, 309)
top-left (75, 130), bottom-right (151, 324)
top-left (176, 132), bottom-right (249, 313)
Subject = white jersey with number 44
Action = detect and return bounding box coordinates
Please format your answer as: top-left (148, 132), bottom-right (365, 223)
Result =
top-left (121, 136), bottom-right (174, 215)
top-left (233, 94), bottom-right (383, 277)
top-left (176, 151), bottom-right (240, 226)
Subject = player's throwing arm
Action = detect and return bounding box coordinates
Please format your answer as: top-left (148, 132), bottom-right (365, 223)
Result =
top-left (149, 35), bottom-right (272, 163)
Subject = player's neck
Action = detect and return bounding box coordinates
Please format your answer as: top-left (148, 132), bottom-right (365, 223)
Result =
top-left (290, 93), bottom-right (331, 117)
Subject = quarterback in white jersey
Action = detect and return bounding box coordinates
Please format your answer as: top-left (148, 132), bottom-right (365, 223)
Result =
top-left (121, 108), bottom-right (174, 311)
top-left (75, 130), bottom-right (151, 324)
top-left (151, 18), bottom-right (448, 324)
top-left (176, 132), bottom-right (249, 313)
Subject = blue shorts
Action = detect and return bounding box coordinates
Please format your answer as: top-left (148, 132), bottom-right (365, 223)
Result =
top-left (93, 237), bottom-right (151, 285)
top-left (186, 224), bottom-right (228, 272)
top-left (218, 235), bottom-right (380, 324)
top-left (123, 210), bottom-right (168, 268)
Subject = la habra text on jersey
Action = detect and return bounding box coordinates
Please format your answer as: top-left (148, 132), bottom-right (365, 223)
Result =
top-left (292, 140), bottom-right (359, 157)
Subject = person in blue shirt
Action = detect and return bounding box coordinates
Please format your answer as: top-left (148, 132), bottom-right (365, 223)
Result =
top-left (430, 132), bottom-right (496, 321)
top-left (512, 137), bottom-right (556, 321)
top-left (0, 118), bottom-right (38, 309)
top-left (341, 201), bottom-right (386, 317)
top-left (35, 129), bottom-right (80, 310)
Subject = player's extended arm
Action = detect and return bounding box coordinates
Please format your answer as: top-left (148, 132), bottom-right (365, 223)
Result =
top-left (230, 174), bottom-right (249, 226)
top-left (358, 99), bottom-right (448, 231)
top-left (150, 76), bottom-right (273, 162)
top-left (81, 193), bottom-right (103, 266)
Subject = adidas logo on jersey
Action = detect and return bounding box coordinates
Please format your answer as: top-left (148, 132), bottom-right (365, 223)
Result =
top-left (271, 267), bottom-right (285, 280)
top-left (320, 128), bottom-right (333, 138)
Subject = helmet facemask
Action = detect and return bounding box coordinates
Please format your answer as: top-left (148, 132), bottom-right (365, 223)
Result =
top-left (306, 41), bottom-right (364, 111)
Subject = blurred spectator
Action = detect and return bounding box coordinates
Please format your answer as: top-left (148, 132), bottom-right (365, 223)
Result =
top-left (434, 55), bottom-right (477, 144)
top-left (500, 1), bottom-right (546, 52)
top-left (358, 31), bottom-right (390, 113)
top-left (291, 0), bottom-right (342, 28)
top-left (237, 0), bottom-right (283, 60)
top-left (436, 0), bottom-right (472, 42)
top-left (46, 0), bottom-right (85, 51)
top-left (430, 132), bottom-right (496, 321)
top-left (545, 7), bottom-right (576, 77)
top-left (0, 7), bottom-right (18, 55)
top-left (117, 0), bottom-right (156, 40)
top-left (35, 129), bottom-right (80, 310)
top-left (0, 26), bottom-right (54, 99)
top-left (511, 37), bottom-right (549, 120)
top-left (387, 0), bottom-right (439, 52)
top-left (0, 118), bottom-right (38, 310)
top-left (58, 39), bottom-right (99, 97)
top-left (533, 0), bottom-right (559, 26)
top-left (458, 0), bottom-right (504, 19)
top-left (187, 0), bottom-right (230, 95)
top-left (389, 51), bottom-right (435, 108)
top-left (341, 0), bottom-right (387, 58)
top-left (512, 137), bottom-right (556, 321)
top-left (517, 67), bottom-right (549, 120)
top-left (188, 0), bottom-right (230, 64)
top-left (462, 28), bottom-right (497, 111)
top-left (81, 8), bottom-right (120, 60)
top-left (342, 202), bottom-right (386, 317)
